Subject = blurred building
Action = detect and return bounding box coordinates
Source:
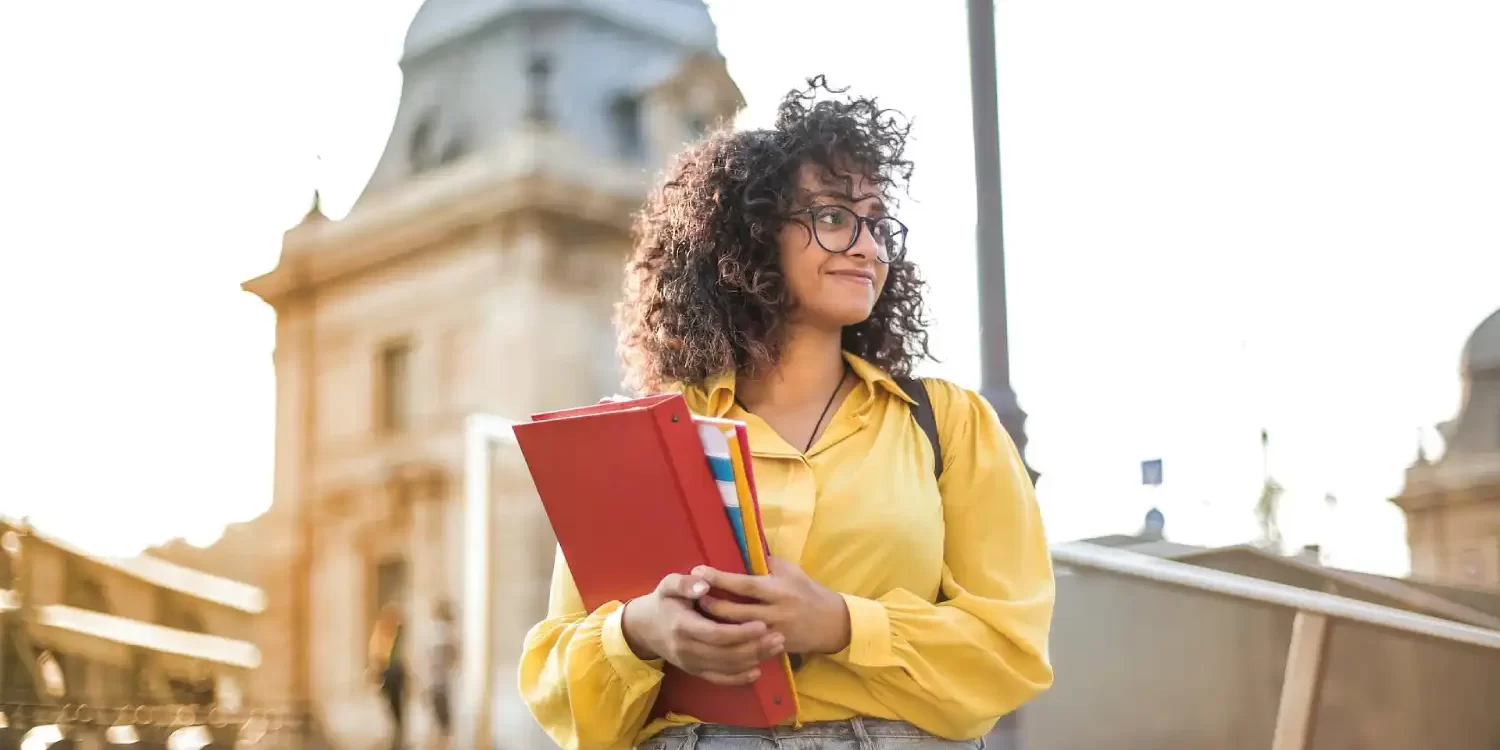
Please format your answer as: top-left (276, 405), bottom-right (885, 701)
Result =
top-left (0, 517), bottom-right (266, 745)
top-left (150, 1), bottom-right (742, 748)
top-left (1395, 306), bottom-right (1500, 586)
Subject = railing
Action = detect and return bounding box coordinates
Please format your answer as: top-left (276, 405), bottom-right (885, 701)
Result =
top-left (0, 701), bottom-right (314, 748)
top-left (0, 588), bottom-right (260, 669)
top-left (0, 518), bottom-right (266, 615)
top-left (1051, 542), bottom-right (1500, 750)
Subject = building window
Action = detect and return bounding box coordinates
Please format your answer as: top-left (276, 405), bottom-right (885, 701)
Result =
top-left (408, 111), bottom-right (437, 174)
top-left (376, 340), bottom-right (412, 433)
top-left (438, 132), bottom-right (468, 166)
top-left (611, 95), bottom-right (643, 158)
top-left (63, 560), bottom-right (110, 614)
top-left (371, 557), bottom-right (407, 624)
top-left (155, 588), bottom-right (207, 633)
top-left (686, 115), bottom-right (708, 140)
top-left (525, 54), bottom-right (553, 124)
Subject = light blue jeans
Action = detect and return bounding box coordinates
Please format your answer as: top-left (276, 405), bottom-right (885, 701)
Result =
top-left (637, 718), bottom-right (985, 750)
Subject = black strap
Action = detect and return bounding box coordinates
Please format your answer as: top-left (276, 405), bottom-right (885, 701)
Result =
top-left (894, 376), bottom-right (942, 482)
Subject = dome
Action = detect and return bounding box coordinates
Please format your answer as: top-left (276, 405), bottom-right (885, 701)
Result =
top-left (356, 0), bottom-right (737, 208)
top-left (1462, 307), bottom-right (1500, 375)
top-left (402, 0), bottom-right (719, 61)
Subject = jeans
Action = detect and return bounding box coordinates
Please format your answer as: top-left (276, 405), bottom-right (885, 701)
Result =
top-left (637, 718), bottom-right (985, 750)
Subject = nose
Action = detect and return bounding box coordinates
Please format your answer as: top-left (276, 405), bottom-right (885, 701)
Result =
top-left (846, 219), bottom-right (879, 260)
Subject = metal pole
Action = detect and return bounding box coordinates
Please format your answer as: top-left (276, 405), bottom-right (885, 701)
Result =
top-left (967, 0), bottom-right (1037, 484)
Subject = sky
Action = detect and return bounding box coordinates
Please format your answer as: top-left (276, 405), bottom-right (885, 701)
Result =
top-left (3, 1), bottom-right (1498, 576)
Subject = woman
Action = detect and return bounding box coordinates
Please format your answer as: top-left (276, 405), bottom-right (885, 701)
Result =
top-left (369, 603), bottom-right (407, 750)
top-left (519, 77), bottom-right (1054, 750)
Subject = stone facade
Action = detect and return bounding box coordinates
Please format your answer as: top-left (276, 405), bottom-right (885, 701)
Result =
top-left (1394, 307), bottom-right (1500, 587)
top-left (149, 3), bottom-right (743, 747)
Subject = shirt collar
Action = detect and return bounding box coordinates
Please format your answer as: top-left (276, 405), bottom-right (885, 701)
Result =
top-left (690, 351), bottom-right (914, 417)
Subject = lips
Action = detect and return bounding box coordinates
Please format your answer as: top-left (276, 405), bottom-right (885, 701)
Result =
top-left (828, 269), bottom-right (876, 284)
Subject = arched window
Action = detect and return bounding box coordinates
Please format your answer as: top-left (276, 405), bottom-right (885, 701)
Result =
top-left (610, 95), bottom-right (644, 158)
top-left (408, 111), bottom-right (438, 173)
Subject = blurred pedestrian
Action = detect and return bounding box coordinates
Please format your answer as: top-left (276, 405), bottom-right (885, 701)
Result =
top-left (369, 603), bottom-right (407, 750)
top-left (427, 599), bottom-right (457, 749)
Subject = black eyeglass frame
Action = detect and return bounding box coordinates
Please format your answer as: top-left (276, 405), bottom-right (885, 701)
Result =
top-left (787, 205), bottom-right (910, 264)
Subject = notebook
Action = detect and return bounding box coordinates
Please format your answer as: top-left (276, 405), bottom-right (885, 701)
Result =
top-left (513, 395), bottom-right (798, 726)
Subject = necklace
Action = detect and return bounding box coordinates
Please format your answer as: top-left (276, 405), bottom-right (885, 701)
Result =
top-left (735, 363), bottom-right (850, 454)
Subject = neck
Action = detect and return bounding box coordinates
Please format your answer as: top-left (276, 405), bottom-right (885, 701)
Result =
top-left (737, 324), bottom-right (846, 410)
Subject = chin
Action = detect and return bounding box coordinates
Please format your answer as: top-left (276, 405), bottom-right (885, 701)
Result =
top-left (816, 305), bottom-right (876, 329)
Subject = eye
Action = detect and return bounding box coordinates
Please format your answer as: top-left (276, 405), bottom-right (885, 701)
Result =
top-left (812, 206), bottom-right (848, 226)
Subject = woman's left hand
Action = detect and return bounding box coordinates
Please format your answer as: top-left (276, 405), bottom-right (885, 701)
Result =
top-left (694, 557), bottom-right (851, 656)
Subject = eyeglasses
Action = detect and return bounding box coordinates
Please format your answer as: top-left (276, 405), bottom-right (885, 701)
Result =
top-left (789, 205), bottom-right (909, 264)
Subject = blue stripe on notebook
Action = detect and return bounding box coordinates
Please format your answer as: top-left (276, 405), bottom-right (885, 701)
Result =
top-left (695, 418), bottom-right (753, 571)
top-left (707, 455), bottom-right (736, 483)
top-left (725, 509), bottom-right (750, 570)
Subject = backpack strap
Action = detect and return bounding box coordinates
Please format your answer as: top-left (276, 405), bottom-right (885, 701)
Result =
top-left (894, 376), bottom-right (943, 482)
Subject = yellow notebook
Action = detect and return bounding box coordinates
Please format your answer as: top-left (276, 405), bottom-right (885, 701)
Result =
top-left (725, 430), bottom-right (770, 576)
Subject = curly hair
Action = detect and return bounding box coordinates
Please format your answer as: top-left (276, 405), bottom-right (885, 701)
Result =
top-left (615, 75), bottom-right (933, 394)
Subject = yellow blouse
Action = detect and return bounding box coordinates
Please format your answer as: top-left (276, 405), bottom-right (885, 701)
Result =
top-left (518, 352), bottom-right (1055, 750)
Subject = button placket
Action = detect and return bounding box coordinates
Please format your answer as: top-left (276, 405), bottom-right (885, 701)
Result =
top-left (772, 457), bottom-right (819, 566)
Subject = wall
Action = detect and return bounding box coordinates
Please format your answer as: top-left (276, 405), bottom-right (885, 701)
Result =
top-left (1022, 567), bottom-right (1500, 749)
top-left (1406, 497), bottom-right (1500, 587)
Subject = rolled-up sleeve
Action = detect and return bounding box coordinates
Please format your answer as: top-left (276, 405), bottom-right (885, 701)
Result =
top-left (518, 548), bottom-right (666, 750)
top-left (828, 379), bottom-right (1055, 739)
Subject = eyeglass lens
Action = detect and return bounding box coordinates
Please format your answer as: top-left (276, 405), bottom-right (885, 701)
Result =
top-left (809, 206), bottom-right (905, 262)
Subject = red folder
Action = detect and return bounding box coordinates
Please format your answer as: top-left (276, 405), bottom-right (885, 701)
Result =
top-left (513, 394), bottom-right (797, 727)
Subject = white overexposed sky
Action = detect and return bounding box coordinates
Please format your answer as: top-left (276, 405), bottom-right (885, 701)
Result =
top-left (2, 1), bottom-right (1498, 576)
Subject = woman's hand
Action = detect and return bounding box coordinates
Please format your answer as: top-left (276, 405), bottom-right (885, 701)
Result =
top-left (694, 557), bottom-right (852, 656)
top-left (621, 572), bottom-right (786, 686)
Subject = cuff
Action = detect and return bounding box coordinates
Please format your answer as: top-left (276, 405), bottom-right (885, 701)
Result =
top-left (601, 604), bottom-right (665, 688)
top-left (831, 593), bottom-right (894, 668)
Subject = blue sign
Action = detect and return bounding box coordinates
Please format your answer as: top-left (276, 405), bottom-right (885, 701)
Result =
top-left (1141, 459), bottom-right (1163, 486)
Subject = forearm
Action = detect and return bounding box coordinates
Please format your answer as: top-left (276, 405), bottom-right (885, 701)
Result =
top-left (519, 601), bottom-right (667, 750)
top-left (830, 578), bottom-right (1053, 739)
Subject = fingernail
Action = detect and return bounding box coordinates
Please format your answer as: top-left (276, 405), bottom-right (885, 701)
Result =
top-left (691, 582), bottom-right (709, 596)
top-left (748, 669), bottom-right (760, 680)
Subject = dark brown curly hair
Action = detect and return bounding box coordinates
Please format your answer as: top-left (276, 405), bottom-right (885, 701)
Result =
top-left (616, 76), bottom-right (933, 394)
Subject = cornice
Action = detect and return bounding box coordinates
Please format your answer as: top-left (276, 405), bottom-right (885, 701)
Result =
top-left (1393, 459), bottom-right (1500, 511)
top-left (245, 126), bottom-right (651, 309)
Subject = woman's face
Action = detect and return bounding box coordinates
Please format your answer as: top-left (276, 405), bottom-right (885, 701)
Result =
top-left (776, 166), bottom-right (891, 331)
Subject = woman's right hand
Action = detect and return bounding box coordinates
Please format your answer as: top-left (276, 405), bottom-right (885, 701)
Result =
top-left (621, 572), bottom-right (785, 686)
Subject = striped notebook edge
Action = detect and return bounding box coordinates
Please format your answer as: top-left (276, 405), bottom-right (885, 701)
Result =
top-left (695, 418), bottom-right (751, 572)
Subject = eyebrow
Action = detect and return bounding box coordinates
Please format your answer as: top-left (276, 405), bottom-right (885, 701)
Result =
top-left (807, 188), bottom-right (887, 215)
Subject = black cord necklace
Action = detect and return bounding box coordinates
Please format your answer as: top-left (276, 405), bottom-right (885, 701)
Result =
top-left (736, 363), bottom-right (850, 454)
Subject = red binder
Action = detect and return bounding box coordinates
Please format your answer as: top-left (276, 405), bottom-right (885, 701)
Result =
top-left (513, 393), bottom-right (797, 727)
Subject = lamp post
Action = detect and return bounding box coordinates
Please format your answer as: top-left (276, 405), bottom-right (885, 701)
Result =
top-left (967, 0), bottom-right (1037, 484)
